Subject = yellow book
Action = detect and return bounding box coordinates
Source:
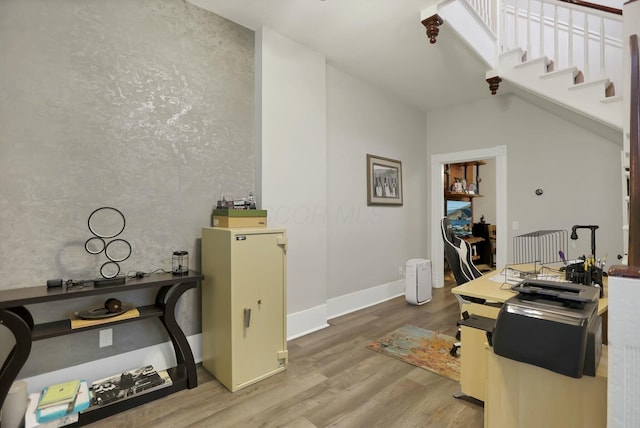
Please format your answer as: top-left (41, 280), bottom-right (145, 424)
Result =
top-left (37, 380), bottom-right (80, 409)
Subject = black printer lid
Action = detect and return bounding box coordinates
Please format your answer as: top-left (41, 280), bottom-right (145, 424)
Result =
top-left (511, 279), bottom-right (600, 303)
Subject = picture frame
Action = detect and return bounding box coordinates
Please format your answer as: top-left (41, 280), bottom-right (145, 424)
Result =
top-left (366, 154), bottom-right (403, 206)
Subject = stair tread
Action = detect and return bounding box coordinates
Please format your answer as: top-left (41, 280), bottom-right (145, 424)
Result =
top-left (498, 48), bottom-right (525, 65)
top-left (539, 66), bottom-right (578, 80)
top-left (499, 47), bottom-right (524, 58)
top-left (514, 56), bottom-right (548, 68)
top-left (569, 78), bottom-right (610, 90)
top-left (601, 95), bottom-right (622, 103)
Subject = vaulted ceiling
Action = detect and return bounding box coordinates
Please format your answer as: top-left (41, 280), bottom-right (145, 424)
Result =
top-left (189, 0), bottom-right (491, 112)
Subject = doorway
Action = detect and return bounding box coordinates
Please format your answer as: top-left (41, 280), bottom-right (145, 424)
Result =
top-left (430, 146), bottom-right (508, 288)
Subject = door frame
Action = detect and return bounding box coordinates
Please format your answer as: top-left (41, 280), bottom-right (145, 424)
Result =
top-left (430, 145), bottom-right (508, 288)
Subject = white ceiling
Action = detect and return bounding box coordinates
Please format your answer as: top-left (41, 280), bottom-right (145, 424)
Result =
top-left (189, 0), bottom-right (492, 112)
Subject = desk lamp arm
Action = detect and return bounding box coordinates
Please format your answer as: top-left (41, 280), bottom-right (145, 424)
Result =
top-left (570, 225), bottom-right (599, 257)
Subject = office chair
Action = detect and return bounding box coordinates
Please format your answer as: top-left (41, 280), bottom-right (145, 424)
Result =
top-left (441, 217), bottom-right (485, 355)
top-left (441, 217), bottom-right (483, 285)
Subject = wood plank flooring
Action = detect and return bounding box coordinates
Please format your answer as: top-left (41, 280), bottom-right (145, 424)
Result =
top-left (86, 282), bottom-right (483, 427)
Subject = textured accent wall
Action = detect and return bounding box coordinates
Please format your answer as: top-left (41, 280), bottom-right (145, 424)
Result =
top-left (0, 0), bottom-right (254, 376)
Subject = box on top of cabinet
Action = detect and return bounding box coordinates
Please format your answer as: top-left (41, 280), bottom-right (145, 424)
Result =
top-left (212, 209), bottom-right (267, 228)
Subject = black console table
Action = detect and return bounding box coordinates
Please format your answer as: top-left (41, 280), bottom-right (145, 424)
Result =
top-left (0, 271), bottom-right (202, 425)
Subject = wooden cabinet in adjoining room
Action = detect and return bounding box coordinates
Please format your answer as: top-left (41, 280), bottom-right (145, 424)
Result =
top-left (444, 161), bottom-right (485, 201)
top-left (444, 160), bottom-right (496, 271)
top-left (443, 161), bottom-right (485, 237)
top-left (472, 222), bottom-right (494, 267)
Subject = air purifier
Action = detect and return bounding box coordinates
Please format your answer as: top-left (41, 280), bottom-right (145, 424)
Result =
top-left (405, 259), bottom-right (432, 305)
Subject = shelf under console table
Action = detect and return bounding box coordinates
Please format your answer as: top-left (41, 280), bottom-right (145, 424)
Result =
top-left (0, 271), bottom-right (203, 425)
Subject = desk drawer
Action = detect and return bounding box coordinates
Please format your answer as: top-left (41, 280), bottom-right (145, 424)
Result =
top-left (460, 302), bottom-right (500, 319)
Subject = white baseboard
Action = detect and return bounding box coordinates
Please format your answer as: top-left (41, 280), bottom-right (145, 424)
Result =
top-left (286, 304), bottom-right (330, 340)
top-left (19, 281), bottom-right (405, 394)
top-left (285, 279), bottom-right (405, 339)
top-left (326, 279), bottom-right (405, 320)
top-left (19, 334), bottom-right (203, 395)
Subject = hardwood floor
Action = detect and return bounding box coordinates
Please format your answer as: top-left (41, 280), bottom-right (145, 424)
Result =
top-left (87, 282), bottom-right (483, 427)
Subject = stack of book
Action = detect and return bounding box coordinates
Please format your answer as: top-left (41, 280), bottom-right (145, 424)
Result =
top-left (24, 366), bottom-right (172, 427)
top-left (25, 380), bottom-right (90, 427)
top-left (91, 365), bottom-right (172, 406)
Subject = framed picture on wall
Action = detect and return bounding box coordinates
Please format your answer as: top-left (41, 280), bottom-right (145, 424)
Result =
top-left (366, 154), bottom-right (403, 206)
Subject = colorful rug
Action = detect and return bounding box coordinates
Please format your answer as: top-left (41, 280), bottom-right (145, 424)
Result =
top-left (367, 325), bottom-right (460, 382)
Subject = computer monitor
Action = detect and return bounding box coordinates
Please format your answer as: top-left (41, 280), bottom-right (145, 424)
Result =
top-left (446, 200), bottom-right (472, 236)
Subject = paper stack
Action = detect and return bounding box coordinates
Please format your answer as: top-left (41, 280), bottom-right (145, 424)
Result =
top-left (25, 380), bottom-right (90, 428)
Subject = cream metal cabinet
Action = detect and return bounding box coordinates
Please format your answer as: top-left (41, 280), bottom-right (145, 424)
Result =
top-left (201, 227), bottom-right (288, 392)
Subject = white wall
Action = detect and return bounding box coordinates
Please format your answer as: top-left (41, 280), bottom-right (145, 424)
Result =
top-left (427, 93), bottom-right (623, 264)
top-left (256, 28), bottom-right (429, 335)
top-left (256, 28), bottom-right (328, 331)
top-left (326, 66), bottom-right (428, 300)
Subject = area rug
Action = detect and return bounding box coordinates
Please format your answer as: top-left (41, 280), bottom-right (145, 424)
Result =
top-left (367, 325), bottom-right (460, 382)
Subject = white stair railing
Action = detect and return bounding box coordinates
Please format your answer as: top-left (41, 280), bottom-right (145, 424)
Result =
top-left (500, 0), bottom-right (623, 91)
top-left (465, 0), bottom-right (498, 34)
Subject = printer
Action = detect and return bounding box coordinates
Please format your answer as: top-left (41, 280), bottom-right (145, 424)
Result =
top-left (492, 279), bottom-right (602, 378)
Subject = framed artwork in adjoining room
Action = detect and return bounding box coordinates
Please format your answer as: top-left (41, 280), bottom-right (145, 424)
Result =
top-left (366, 154), bottom-right (403, 206)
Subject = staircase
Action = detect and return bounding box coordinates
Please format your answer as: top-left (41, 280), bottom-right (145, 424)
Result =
top-left (429, 0), bottom-right (624, 131)
top-left (497, 0), bottom-right (623, 131)
top-left (497, 46), bottom-right (622, 130)
top-left (425, 0), bottom-right (630, 259)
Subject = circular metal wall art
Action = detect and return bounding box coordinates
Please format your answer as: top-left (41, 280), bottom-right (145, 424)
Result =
top-left (88, 207), bottom-right (126, 239)
top-left (105, 239), bottom-right (132, 263)
top-left (84, 236), bottom-right (106, 255)
top-left (100, 261), bottom-right (121, 279)
top-left (85, 207), bottom-right (131, 278)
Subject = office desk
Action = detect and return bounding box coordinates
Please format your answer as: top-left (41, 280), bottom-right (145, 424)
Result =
top-left (485, 344), bottom-right (607, 428)
top-left (451, 267), bottom-right (608, 403)
top-left (452, 266), bottom-right (608, 315)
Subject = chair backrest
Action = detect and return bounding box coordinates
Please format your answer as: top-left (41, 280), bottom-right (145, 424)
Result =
top-left (441, 217), bottom-right (482, 285)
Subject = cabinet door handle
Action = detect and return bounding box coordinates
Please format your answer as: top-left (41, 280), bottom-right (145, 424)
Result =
top-left (244, 308), bottom-right (251, 328)
top-left (277, 237), bottom-right (288, 251)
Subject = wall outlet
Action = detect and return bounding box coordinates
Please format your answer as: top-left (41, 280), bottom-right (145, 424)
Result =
top-left (399, 266), bottom-right (405, 276)
top-left (512, 221), bottom-right (519, 230)
top-left (99, 328), bottom-right (113, 348)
